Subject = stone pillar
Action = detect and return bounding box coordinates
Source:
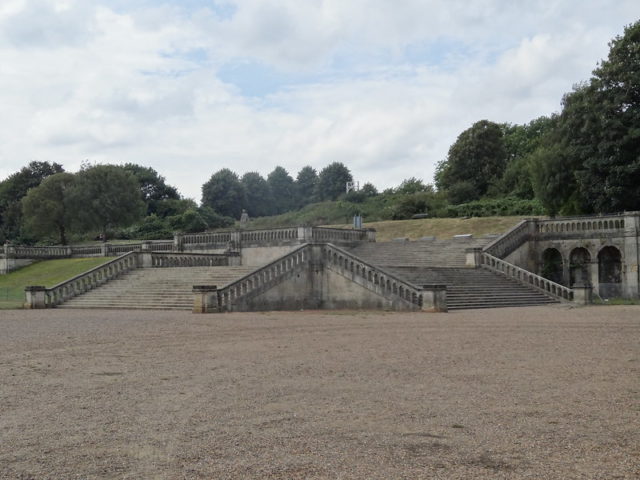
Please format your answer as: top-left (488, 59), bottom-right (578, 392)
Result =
top-left (622, 213), bottom-right (639, 298)
top-left (366, 229), bottom-right (376, 242)
top-left (572, 283), bottom-right (593, 305)
top-left (173, 233), bottom-right (184, 252)
top-left (140, 241), bottom-right (153, 268)
top-left (101, 243), bottom-right (110, 257)
top-left (192, 286), bottom-right (219, 313)
top-left (297, 226), bottom-right (312, 243)
top-left (227, 252), bottom-right (242, 266)
top-left (65, 246), bottom-right (73, 257)
top-left (24, 286), bottom-right (47, 309)
top-left (421, 285), bottom-right (447, 312)
top-left (465, 248), bottom-right (483, 268)
top-left (1, 243), bottom-right (15, 275)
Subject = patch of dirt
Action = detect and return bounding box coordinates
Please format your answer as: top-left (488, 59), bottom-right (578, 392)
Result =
top-left (0, 306), bottom-right (638, 479)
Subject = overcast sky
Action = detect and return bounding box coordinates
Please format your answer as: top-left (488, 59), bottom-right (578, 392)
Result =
top-left (1, 1), bottom-right (638, 201)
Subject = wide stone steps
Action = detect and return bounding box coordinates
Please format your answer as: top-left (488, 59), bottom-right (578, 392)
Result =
top-left (349, 238), bottom-right (491, 268)
top-left (383, 266), bottom-right (558, 311)
top-left (58, 266), bottom-right (255, 310)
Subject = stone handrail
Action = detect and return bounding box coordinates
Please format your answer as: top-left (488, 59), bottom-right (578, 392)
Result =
top-left (181, 232), bottom-right (232, 247)
top-left (42, 252), bottom-right (139, 307)
top-left (151, 252), bottom-right (229, 267)
top-left (241, 227), bottom-right (298, 243)
top-left (217, 244), bottom-right (309, 311)
top-left (311, 227), bottom-right (369, 242)
top-left (536, 216), bottom-right (626, 235)
top-left (322, 243), bottom-right (425, 308)
top-left (11, 245), bottom-right (71, 258)
top-left (483, 219), bottom-right (531, 259)
top-left (481, 252), bottom-right (573, 301)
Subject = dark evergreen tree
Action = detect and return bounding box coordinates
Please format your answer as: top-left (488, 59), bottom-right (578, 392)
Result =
top-left (201, 169), bottom-right (247, 219)
top-left (294, 166), bottom-right (319, 207)
top-left (316, 162), bottom-right (353, 201)
top-left (267, 166), bottom-right (296, 214)
top-left (241, 172), bottom-right (274, 217)
top-left (122, 164), bottom-right (180, 215)
top-left (435, 120), bottom-right (507, 203)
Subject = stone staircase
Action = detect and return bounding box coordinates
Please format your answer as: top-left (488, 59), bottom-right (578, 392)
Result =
top-left (58, 266), bottom-right (256, 310)
top-left (348, 237), bottom-right (491, 268)
top-left (385, 267), bottom-right (558, 310)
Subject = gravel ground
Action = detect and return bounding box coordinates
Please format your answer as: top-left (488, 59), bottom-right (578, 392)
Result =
top-left (0, 305), bottom-right (638, 479)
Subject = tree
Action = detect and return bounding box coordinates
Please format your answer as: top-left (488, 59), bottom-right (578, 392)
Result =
top-left (435, 120), bottom-right (507, 203)
top-left (572, 20), bottom-right (640, 212)
top-left (21, 173), bottom-right (76, 244)
top-left (122, 164), bottom-right (180, 215)
top-left (497, 116), bottom-right (555, 199)
top-left (316, 162), bottom-right (353, 201)
top-left (394, 177), bottom-right (433, 195)
top-left (201, 169), bottom-right (246, 219)
top-left (0, 161), bottom-right (64, 242)
top-left (294, 166), bottom-right (319, 207)
top-left (67, 164), bottom-right (145, 241)
top-left (241, 172), bottom-right (274, 217)
top-left (267, 166), bottom-right (296, 214)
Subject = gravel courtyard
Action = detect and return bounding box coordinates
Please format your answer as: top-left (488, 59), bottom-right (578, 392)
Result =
top-left (1, 306), bottom-right (638, 479)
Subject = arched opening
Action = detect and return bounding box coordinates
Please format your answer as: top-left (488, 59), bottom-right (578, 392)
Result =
top-left (598, 246), bottom-right (622, 298)
top-left (569, 247), bottom-right (591, 287)
top-left (541, 248), bottom-right (564, 285)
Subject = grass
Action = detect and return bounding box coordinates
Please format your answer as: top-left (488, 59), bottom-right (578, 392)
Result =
top-left (329, 216), bottom-right (534, 242)
top-left (592, 297), bottom-right (640, 306)
top-left (0, 257), bottom-right (115, 309)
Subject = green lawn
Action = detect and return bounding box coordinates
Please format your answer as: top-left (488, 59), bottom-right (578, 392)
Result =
top-left (0, 257), bottom-right (115, 309)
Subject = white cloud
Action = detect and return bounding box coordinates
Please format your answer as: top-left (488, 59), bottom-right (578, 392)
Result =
top-left (0, 0), bottom-right (639, 202)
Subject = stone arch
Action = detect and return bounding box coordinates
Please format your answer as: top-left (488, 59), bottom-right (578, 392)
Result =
top-left (541, 248), bottom-right (564, 285)
top-left (569, 247), bottom-right (591, 287)
top-left (598, 246), bottom-right (622, 298)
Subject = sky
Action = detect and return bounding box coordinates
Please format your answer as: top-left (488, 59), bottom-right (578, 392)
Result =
top-left (1, 0), bottom-right (638, 202)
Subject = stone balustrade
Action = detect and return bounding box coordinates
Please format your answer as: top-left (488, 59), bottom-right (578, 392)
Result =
top-left (322, 243), bottom-right (426, 309)
top-left (150, 252), bottom-right (229, 267)
top-left (536, 215), bottom-right (626, 235)
top-left (481, 252), bottom-right (573, 301)
top-left (241, 227), bottom-right (298, 243)
top-left (311, 227), bottom-right (370, 242)
top-left (31, 252), bottom-right (140, 308)
top-left (483, 220), bottom-right (531, 259)
top-left (218, 245), bottom-right (310, 311)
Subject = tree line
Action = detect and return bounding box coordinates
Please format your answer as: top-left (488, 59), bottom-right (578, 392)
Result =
top-left (1, 21), bottom-right (637, 244)
top-left (436, 20), bottom-right (640, 216)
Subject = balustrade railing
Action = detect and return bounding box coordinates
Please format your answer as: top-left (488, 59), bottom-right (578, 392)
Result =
top-left (322, 243), bottom-right (424, 308)
top-left (536, 216), bottom-right (626, 235)
top-left (43, 252), bottom-right (139, 307)
top-left (218, 244), bottom-right (309, 310)
top-left (151, 252), bottom-right (229, 268)
top-left (181, 232), bottom-right (232, 247)
top-left (483, 220), bottom-right (531, 259)
top-left (481, 252), bottom-right (573, 301)
top-left (240, 227), bottom-right (298, 243)
top-left (311, 227), bottom-right (368, 242)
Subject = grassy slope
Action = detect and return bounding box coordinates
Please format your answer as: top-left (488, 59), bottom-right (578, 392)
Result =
top-left (331, 216), bottom-right (535, 242)
top-left (0, 257), bottom-right (115, 309)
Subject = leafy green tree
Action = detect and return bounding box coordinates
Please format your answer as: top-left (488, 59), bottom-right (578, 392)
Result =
top-left (394, 177), bottom-right (433, 195)
top-left (122, 164), bottom-right (180, 215)
top-left (497, 116), bottom-right (555, 199)
top-left (241, 172), bottom-right (274, 217)
top-left (294, 166), bottom-right (319, 207)
top-left (21, 172), bottom-right (76, 244)
top-left (0, 161), bottom-right (64, 242)
top-left (201, 169), bottom-right (247, 219)
top-left (316, 162), bottom-right (353, 201)
top-left (360, 182), bottom-right (378, 197)
top-left (267, 166), bottom-right (296, 214)
top-left (435, 120), bottom-right (507, 203)
top-left (572, 21), bottom-right (640, 212)
top-left (67, 164), bottom-right (145, 241)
